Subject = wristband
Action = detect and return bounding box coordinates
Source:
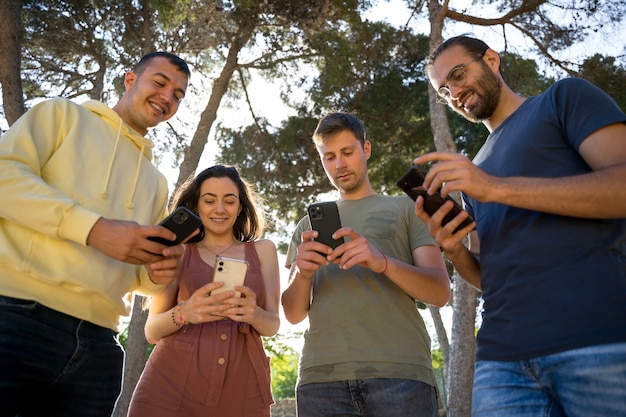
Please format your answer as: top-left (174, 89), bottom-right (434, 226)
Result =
top-left (380, 252), bottom-right (389, 274)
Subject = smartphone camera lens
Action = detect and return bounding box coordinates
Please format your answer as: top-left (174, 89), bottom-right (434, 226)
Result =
top-left (174, 211), bottom-right (188, 224)
top-left (310, 206), bottom-right (323, 220)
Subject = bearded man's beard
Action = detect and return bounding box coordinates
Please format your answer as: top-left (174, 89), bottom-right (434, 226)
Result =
top-left (458, 64), bottom-right (502, 123)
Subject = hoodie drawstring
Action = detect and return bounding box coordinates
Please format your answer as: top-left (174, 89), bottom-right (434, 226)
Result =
top-left (99, 117), bottom-right (145, 209)
top-left (125, 144), bottom-right (145, 209)
top-left (100, 121), bottom-right (122, 200)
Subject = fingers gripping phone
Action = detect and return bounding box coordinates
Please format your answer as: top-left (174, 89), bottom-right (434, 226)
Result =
top-left (210, 256), bottom-right (248, 298)
top-left (307, 201), bottom-right (345, 250)
top-left (148, 207), bottom-right (202, 245)
top-left (396, 166), bottom-right (474, 233)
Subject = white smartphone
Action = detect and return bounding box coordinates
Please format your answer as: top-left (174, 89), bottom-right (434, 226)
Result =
top-left (210, 256), bottom-right (248, 298)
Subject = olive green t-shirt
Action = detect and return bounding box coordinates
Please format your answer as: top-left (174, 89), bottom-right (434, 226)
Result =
top-left (286, 195), bottom-right (439, 387)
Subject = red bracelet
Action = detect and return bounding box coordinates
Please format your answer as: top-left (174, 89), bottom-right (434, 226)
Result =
top-left (380, 252), bottom-right (389, 274)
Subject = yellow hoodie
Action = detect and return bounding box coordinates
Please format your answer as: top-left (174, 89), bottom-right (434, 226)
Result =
top-left (0, 98), bottom-right (170, 331)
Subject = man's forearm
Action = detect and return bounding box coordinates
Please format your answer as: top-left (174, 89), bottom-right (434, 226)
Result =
top-left (445, 246), bottom-right (481, 290)
top-left (281, 267), bottom-right (313, 324)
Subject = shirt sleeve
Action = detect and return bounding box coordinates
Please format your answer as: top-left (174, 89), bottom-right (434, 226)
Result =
top-left (284, 216), bottom-right (310, 268)
top-left (552, 78), bottom-right (626, 150)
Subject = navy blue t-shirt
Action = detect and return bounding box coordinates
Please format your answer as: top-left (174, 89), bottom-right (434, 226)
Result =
top-left (463, 78), bottom-right (626, 361)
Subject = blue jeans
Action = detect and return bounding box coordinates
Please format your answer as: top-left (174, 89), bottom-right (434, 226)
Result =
top-left (472, 342), bottom-right (626, 417)
top-left (296, 378), bottom-right (439, 417)
top-left (0, 295), bottom-right (124, 417)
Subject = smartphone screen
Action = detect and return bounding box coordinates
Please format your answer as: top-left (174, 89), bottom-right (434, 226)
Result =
top-left (307, 201), bottom-right (345, 250)
top-left (396, 166), bottom-right (474, 233)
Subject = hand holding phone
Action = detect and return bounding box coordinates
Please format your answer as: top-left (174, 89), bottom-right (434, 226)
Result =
top-left (307, 201), bottom-right (345, 250)
top-left (397, 166), bottom-right (474, 233)
top-left (148, 207), bottom-right (202, 246)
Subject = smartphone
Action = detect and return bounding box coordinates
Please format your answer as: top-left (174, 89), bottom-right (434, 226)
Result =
top-left (148, 206), bottom-right (202, 245)
top-left (307, 201), bottom-right (345, 250)
top-left (396, 165), bottom-right (474, 233)
top-left (210, 256), bottom-right (248, 298)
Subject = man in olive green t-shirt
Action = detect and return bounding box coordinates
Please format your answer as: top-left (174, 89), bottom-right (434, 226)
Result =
top-left (281, 111), bottom-right (450, 417)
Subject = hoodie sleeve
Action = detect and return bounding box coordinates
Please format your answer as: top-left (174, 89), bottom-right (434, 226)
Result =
top-left (0, 99), bottom-right (101, 244)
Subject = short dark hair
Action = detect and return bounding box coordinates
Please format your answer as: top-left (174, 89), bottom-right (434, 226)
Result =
top-left (428, 35), bottom-right (503, 76)
top-left (171, 164), bottom-right (265, 243)
top-left (428, 35), bottom-right (489, 66)
top-left (134, 51), bottom-right (190, 78)
top-left (312, 111), bottom-right (367, 147)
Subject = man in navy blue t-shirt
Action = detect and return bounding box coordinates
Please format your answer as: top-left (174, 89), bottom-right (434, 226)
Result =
top-left (415, 35), bottom-right (626, 417)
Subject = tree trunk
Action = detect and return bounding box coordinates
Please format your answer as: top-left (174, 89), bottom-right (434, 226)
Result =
top-left (428, 304), bottom-right (450, 410)
top-left (0, 0), bottom-right (25, 125)
top-left (446, 277), bottom-right (478, 417)
top-left (428, 305), bottom-right (450, 378)
top-left (427, 1), bottom-right (476, 414)
top-left (112, 295), bottom-right (149, 417)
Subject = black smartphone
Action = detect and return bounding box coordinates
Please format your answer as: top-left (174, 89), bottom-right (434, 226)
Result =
top-left (148, 206), bottom-right (202, 245)
top-left (307, 201), bottom-right (345, 250)
top-left (396, 166), bottom-right (474, 233)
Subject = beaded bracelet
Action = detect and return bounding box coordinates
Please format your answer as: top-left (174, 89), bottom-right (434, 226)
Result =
top-left (171, 307), bottom-right (180, 327)
top-left (171, 301), bottom-right (188, 327)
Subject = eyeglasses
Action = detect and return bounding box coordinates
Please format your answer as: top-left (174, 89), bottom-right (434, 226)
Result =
top-left (436, 51), bottom-right (487, 104)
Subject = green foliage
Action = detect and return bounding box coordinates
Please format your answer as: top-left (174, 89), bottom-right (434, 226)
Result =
top-left (20, 0), bottom-right (123, 100)
top-left (269, 352), bottom-right (299, 399)
top-left (580, 54), bottom-right (626, 112)
top-left (431, 348), bottom-right (444, 370)
top-left (18, 0), bottom-right (227, 104)
top-left (264, 332), bottom-right (302, 399)
top-left (151, 0), bottom-right (191, 27)
top-left (500, 52), bottom-right (554, 97)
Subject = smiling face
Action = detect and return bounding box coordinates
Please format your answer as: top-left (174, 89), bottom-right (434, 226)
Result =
top-left (197, 177), bottom-right (242, 237)
top-left (114, 56), bottom-right (188, 135)
top-left (429, 45), bottom-right (502, 123)
top-left (317, 129), bottom-right (371, 197)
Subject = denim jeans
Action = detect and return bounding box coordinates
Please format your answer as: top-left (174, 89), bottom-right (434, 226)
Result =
top-left (296, 378), bottom-right (439, 417)
top-left (0, 295), bottom-right (124, 417)
top-left (472, 342), bottom-right (626, 417)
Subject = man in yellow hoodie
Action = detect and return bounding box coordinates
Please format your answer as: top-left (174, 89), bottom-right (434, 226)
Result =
top-left (0, 52), bottom-right (192, 417)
